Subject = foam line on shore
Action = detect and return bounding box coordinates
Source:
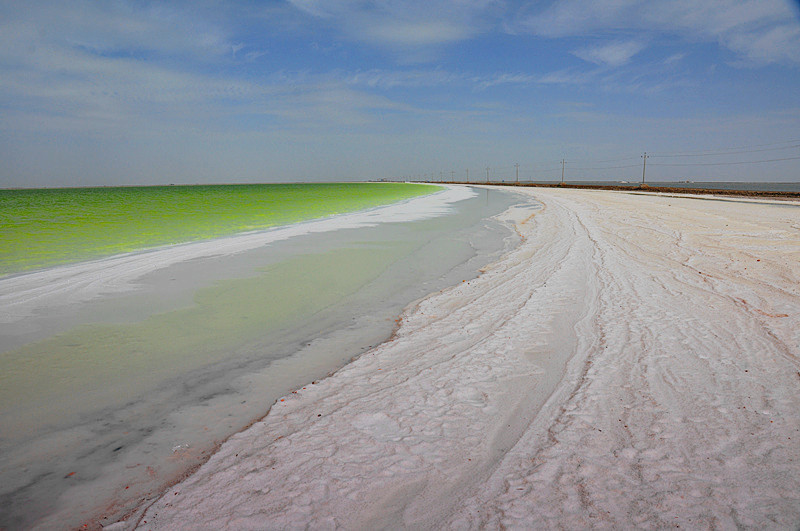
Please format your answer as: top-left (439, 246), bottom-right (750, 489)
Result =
top-left (0, 185), bottom-right (472, 324)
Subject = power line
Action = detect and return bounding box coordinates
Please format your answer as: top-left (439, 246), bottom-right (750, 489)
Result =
top-left (650, 139), bottom-right (800, 157)
top-left (651, 143), bottom-right (800, 158)
top-left (650, 155), bottom-right (800, 167)
top-left (445, 138), bottom-right (799, 184)
top-left (568, 163), bottom-right (641, 171)
top-left (566, 156), bottom-right (641, 164)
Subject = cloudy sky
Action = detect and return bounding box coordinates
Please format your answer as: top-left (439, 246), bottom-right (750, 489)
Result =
top-left (2, 0), bottom-right (799, 187)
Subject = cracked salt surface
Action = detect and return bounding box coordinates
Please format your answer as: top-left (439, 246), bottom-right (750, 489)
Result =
top-left (138, 187), bottom-right (800, 529)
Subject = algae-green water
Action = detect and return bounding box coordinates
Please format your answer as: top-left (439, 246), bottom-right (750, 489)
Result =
top-left (0, 182), bottom-right (437, 276)
top-left (0, 185), bottom-right (527, 530)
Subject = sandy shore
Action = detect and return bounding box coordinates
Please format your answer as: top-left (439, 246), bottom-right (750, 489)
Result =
top-left (135, 187), bottom-right (800, 529)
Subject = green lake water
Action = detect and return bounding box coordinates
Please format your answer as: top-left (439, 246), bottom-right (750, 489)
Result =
top-left (0, 182), bottom-right (437, 276)
top-left (0, 185), bottom-right (531, 529)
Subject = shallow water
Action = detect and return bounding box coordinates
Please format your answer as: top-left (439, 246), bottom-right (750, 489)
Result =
top-left (0, 186), bottom-right (531, 529)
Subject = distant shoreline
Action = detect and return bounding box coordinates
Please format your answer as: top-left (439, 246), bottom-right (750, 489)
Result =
top-left (430, 181), bottom-right (800, 200)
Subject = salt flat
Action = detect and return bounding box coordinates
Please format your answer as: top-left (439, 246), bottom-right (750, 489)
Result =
top-left (137, 187), bottom-right (800, 529)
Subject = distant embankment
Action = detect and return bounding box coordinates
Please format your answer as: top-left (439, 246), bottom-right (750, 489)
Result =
top-left (439, 182), bottom-right (800, 200)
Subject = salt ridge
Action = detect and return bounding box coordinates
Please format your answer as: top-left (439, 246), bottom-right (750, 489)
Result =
top-left (136, 187), bottom-right (800, 529)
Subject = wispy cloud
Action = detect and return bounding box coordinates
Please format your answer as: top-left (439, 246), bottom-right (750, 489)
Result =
top-left (573, 40), bottom-right (646, 67)
top-left (0, 1), bottom-right (233, 62)
top-left (724, 23), bottom-right (800, 65)
top-left (513, 0), bottom-right (800, 66)
top-left (363, 21), bottom-right (471, 47)
top-left (472, 73), bottom-right (537, 90)
top-left (0, 1), bottom-right (270, 136)
top-left (344, 69), bottom-right (463, 89)
top-left (286, 0), bottom-right (498, 58)
top-left (663, 53), bottom-right (687, 65)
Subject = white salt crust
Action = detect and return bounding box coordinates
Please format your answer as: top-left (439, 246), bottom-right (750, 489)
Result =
top-left (134, 187), bottom-right (800, 530)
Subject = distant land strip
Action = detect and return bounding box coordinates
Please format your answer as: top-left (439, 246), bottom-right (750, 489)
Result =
top-left (435, 182), bottom-right (800, 200)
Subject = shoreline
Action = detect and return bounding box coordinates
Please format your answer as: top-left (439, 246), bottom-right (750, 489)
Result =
top-left (0, 182), bottom-right (440, 278)
top-left (134, 186), bottom-right (800, 529)
top-left (125, 201), bottom-right (530, 530)
top-left (0, 185), bottom-right (464, 325)
top-left (1, 185), bottom-right (528, 530)
top-left (130, 198), bottom-right (548, 529)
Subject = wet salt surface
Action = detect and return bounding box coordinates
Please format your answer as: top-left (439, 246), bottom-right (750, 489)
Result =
top-left (137, 187), bottom-right (800, 529)
top-left (0, 186), bottom-right (529, 529)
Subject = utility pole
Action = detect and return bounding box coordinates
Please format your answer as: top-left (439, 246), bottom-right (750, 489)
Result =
top-left (515, 163), bottom-right (519, 184)
top-left (641, 152), bottom-right (648, 185)
top-left (486, 167), bottom-right (490, 183)
top-left (450, 170), bottom-right (455, 182)
top-left (466, 168), bottom-right (469, 183)
top-left (561, 159), bottom-right (566, 184)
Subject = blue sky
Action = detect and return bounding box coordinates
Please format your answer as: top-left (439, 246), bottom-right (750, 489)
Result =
top-left (1, 0), bottom-right (799, 186)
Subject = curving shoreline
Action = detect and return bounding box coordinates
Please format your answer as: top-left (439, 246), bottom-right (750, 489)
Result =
top-left (2, 185), bottom-right (530, 530)
top-left (135, 186), bottom-right (800, 529)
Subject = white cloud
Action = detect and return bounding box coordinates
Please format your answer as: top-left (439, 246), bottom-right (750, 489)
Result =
top-left (725, 23), bottom-right (800, 65)
top-left (287, 0), bottom-right (498, 54)
top-left (0, 1), bottom-right (233, 60)
top-left (514, 0), bottom-right (643, 37)
top-left (473, 72), bottom-right (538, 90)
top-left (0, 1), bottom-right (270, 137)
top-left (663, 53), bottom-right (686, 65)
top-left (573, 40), bottom-right (645, 67)
top-left (345, 69), bottom-right (463, 89)
top-left (513, 0), bottom-right (800, 66)
top-left (364, 21), bottom-right (471, 47)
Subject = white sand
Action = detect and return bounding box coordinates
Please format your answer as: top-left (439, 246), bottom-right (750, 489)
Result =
top-left (136, 187), bottom-right (800, 529)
